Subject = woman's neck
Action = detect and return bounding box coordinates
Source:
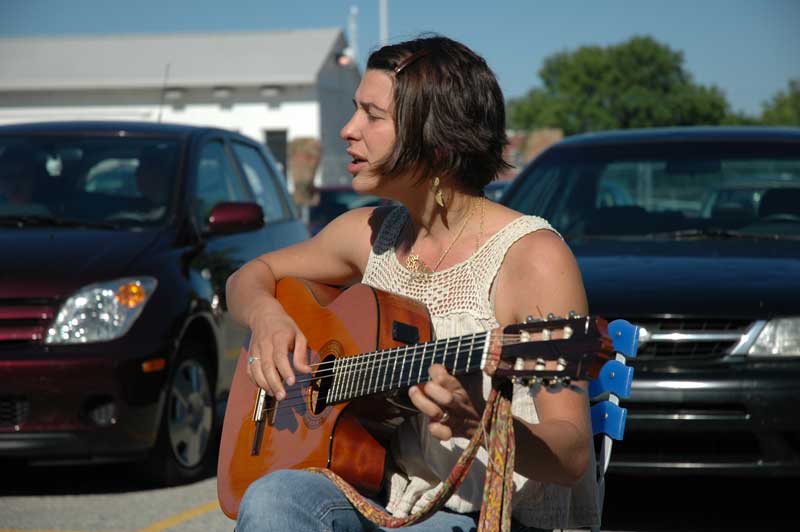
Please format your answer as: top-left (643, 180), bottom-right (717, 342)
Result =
top-left (404, 190), bottom-right (479, 242)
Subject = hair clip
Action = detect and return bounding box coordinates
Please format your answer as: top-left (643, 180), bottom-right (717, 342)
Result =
top-left (393, 49), bottom-right (431, 75)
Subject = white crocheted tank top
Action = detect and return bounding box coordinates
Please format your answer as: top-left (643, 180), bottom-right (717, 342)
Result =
top-left (360, 207), bottom-right (600, 529)
top-left (362, 206), bottom-right (555, 339)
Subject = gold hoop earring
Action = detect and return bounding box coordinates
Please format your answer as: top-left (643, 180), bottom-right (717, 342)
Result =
top-left (431, 176), bottom-right (445, 208)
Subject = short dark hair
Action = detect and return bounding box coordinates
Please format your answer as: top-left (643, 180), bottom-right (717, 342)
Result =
top-left (366, 35), bottom-right (511, 192)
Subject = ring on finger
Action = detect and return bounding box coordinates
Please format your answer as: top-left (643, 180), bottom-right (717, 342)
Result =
top-left (439, 409), bottom-right (450, 423)
top-left (247, 355), bottom-right (261, 365)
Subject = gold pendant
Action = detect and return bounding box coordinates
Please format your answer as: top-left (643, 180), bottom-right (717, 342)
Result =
top-left (406, 253), bottom-right (432, 281)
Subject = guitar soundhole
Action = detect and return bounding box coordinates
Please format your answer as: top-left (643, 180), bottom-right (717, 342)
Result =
top-left (310, 354), bottom-right (336, 415)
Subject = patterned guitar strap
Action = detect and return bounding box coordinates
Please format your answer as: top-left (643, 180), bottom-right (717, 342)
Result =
top-left (308, 381), bottom-right (516, 531)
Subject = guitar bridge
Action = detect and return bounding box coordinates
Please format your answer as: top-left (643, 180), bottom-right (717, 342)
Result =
top-left (252, 388), bottom-right (267, 422)
top-left (250, 388), bottom-right (273, 456)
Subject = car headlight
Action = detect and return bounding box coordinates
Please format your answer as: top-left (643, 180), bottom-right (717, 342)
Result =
top-left (45, 277), bottom-right (158, 344)
top-left (748, 317), bottom-right (800, 356)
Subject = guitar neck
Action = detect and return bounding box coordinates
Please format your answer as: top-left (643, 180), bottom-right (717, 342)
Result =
top-left (324, 331), bottom-right (490, 404)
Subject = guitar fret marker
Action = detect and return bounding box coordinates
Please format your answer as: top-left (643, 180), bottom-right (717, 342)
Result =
top-left (479, 331), bottom-right (491, 370)
top-left (465, 334), bottom-right (474, 374)
top-left (367, 351), bottom-right (376, 396)
top-left (416, 341), bottom-right (426, 383)
top-left (395, 346), bottom-right (403, 390)
top-left (452, 337), bottom-right (461, 375)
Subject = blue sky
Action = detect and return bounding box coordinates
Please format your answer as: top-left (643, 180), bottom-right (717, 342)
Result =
top-left (1, 0), bottom-right (798, 115)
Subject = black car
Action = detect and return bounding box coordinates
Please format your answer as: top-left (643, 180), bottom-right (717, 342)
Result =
top-left (307, 185), bottom-right (388, 235)
top-left (0, 121), bottom-right (308, 484)
top-left (502, 126), bottom-right (800, 477)
top-left (484, 179), bottom-right (512, 202)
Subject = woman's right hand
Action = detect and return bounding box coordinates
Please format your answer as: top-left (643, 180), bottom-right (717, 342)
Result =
top-left (245, 304), bottom-right (311, 401)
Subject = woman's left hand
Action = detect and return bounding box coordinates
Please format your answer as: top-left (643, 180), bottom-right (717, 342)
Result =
top-left (408, 364), bottom-right (482, 440)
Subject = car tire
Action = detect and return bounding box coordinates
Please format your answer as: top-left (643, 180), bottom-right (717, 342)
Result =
top-left (141, 340), bottom-right (217, 486)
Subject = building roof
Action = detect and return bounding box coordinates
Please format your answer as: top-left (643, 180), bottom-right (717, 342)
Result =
top-left (0, 28), bottom-right (347, 91)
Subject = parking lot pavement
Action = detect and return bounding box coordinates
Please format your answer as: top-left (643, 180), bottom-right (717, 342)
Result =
top-left (0, 473), bottom-right (235, 532)
top-left (1, 465), bottom-right (794, 531)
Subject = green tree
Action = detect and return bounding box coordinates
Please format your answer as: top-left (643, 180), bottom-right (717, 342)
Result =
top-left (761, 79), bottom-right (800, 126)
top-left (508, 36), bottom-right (729, 135)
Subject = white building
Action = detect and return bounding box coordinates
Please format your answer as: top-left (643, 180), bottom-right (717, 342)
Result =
top-left (0, 28), bottom-right (361, 186)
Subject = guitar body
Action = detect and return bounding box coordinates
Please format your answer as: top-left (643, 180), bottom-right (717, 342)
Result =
top-left (217, 277), bottom-right (433, 519)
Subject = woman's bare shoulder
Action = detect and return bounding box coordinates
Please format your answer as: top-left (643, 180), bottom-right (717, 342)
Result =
top-left (319, 204), bottom-right (399, 243)
top-left (506, 227), bottom-right (574, 276)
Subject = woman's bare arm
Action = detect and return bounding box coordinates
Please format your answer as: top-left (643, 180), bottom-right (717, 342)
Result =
top-left (494, 228), bottom-right (592, 485)
top-left (225, 206), bottom-right (385, 397)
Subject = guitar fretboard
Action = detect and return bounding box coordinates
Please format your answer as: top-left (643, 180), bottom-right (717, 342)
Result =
top-left (325, 331), bottom-right (491, 404)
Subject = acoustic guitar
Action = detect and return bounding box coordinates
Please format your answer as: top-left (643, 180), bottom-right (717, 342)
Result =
top-left (217, 276), bottom-right (625, 519)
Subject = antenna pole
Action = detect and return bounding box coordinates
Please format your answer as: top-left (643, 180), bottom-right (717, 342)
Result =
top-left (348, 5), bottom-right (358, 60)
top-left (379, 0), bottom-right (388, 45)
top-left (157, 63), bottom-right (171, 123)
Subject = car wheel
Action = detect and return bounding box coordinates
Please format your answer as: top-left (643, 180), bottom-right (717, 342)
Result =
top-left (143, 340), bottom-right (216, 486)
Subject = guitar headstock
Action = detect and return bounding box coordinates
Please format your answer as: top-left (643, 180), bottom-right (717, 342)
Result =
top-left (489, 314), bottom-right (638, 388)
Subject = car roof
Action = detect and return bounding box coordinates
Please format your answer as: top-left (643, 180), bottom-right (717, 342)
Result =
top-left (0, 120), bottom-right (238, 139)
top-left (555, 126), bottom-right (800, 147)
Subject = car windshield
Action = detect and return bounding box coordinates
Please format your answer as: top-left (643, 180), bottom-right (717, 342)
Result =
top-left (0, 135), bottom-right (181, 227)
top-left (505, 139), bottom-right (800, 239)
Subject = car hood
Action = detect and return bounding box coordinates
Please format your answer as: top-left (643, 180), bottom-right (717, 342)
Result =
top-left (571, 239), bottom-right (800, 317)
top-left (0, 227), bottom-right (163, 298)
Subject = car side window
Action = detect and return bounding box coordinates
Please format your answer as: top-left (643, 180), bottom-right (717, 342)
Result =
top-left (194, 140), bottom-right (252, 229)
top-left (230, 142), bottom-right (288, 222)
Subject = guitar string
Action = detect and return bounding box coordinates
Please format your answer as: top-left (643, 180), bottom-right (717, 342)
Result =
top-left (258, 334), bottom-right (590, 415)
top-left (261, 330), bottom-right (588, 408)
top-left (281, 330), bottom-right (538, 383)
top-left (264, 330), bottom-right (567, 374)
top-left (269, 330), bottom-right (593, 401)
top-left (260, 330), bottom-right (586, 409)
top-left (259, 336), bottom-right (491, 414)
top-left (258, 333), bottom-right (494, 412)
top-left (247, 318), bottom-right (586, 375)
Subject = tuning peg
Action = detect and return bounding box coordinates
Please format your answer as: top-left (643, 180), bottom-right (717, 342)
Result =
top-left (563, 325), bottom-right (573, 339)
top-left (547, 313), bottom-right (557, 321)
top-left (525, 315), bottom-right (539, 323)
top-left (525, 376), bottom-right (541, 387)
top-left (568, 310), bottom-right (579, 319)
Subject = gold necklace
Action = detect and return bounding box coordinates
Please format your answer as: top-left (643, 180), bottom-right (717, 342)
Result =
top-left (406, 198), bottom-right (477, 278)
top-left (476, 195), bottom-right (484, 251)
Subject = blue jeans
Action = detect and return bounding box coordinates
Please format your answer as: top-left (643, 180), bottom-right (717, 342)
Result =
top-left (236, 470), bottom-right (546, 532)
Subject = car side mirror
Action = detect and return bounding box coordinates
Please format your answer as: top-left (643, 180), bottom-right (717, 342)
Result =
top-left (207, 202), bottom-right (264, 235)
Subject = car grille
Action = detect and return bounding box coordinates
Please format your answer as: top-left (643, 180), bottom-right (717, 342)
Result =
top-left (0, 297), bottom-right (58, 345)
top-left (619, 316), bottom-right (753, 360)
top-left (610, 428), bottom-right (763, 465)
top-left (0, 396), bottom-right (30, 427)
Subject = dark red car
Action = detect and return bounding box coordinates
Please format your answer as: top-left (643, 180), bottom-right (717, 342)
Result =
top-left (0, 121), bottom-right (308, 484)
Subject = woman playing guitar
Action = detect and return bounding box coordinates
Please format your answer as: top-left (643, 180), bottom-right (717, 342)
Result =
top-left (225, 35), bottom-right (599, 532)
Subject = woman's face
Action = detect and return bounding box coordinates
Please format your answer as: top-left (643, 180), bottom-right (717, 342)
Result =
top-left (340, 69), bottom-right (398, 194)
